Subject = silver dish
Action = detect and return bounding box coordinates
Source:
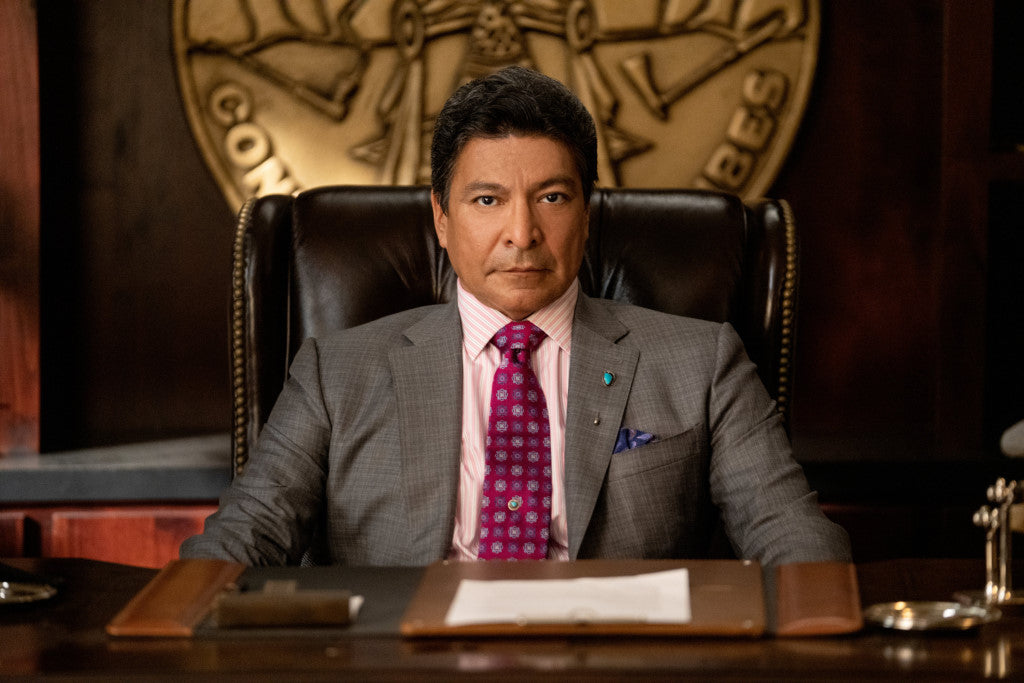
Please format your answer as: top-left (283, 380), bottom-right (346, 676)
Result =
top-left (863, 601), bottom-right (1001, 631)
top-left (0, 580), bottom-right (58, 605)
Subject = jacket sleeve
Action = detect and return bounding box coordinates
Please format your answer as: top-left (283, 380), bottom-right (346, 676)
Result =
top-left (180, 338), bottom-right (330, 565)
top-left (707, 324), bottom-right (852, 566)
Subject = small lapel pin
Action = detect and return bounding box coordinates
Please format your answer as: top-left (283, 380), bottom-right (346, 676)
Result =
top-left (603, 371), bottom-right (615, 387)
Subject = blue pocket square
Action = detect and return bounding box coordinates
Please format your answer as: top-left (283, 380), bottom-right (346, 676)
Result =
top-left (613, 428), bottom-right (656, 454)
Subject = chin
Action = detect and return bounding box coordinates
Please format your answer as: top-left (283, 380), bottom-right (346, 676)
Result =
top-left (498, 297), bottom-right (551, 320)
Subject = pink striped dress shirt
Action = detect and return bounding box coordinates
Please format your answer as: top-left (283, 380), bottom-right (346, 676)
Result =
top-left (448, 278), bottom-right (578, 561)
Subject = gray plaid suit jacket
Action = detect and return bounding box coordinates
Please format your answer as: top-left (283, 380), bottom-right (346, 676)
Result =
top-left (181, 293), bottom-right (850, 566)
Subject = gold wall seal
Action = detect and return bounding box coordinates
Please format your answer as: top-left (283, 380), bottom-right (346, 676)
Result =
top-left (172, 0), bottom-right (819, 211)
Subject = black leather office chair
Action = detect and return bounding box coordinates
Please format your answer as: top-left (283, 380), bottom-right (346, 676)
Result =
top-left (229, 186), bottom-right (797, 476)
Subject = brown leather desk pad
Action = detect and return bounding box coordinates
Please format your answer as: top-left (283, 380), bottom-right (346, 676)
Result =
top-left (106, 559), bottom-right (860, 638)
top-left (401, 559), bottom-right (765, 637)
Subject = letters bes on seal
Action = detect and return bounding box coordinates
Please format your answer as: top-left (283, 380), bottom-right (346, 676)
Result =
top-left (172, 0), bottom-right (820, 212)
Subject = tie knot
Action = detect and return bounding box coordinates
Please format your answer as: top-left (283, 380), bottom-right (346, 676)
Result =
top-left (492, 321), bottom-right (546, 359)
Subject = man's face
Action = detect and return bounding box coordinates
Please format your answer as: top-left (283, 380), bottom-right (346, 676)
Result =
top-left (432, 135), bottom-right (589, 320)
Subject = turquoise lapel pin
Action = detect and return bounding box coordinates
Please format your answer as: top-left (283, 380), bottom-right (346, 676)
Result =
top-left (603, 371), bottom-right (615, 386)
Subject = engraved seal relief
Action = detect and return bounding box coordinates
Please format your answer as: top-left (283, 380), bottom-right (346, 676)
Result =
top-left (172, 0), bottom-right (820, 211)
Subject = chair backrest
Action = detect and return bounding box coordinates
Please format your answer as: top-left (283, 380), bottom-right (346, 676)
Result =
top-left (230, 186), bottom-right (798, 476)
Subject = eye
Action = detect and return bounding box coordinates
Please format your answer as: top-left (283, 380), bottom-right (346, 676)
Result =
top-left (541, 193), bottom-right (567, 204)
top-left (474, 195), bottom-right (497, 206)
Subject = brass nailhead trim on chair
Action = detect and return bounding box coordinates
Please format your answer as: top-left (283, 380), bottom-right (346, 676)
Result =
top-left (231, 198), bottom-right (257, 477)
top-left (776, 199), bottom-right (798, 426)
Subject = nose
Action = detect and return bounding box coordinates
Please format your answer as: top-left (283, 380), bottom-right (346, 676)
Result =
top-left (505, 198), bottom-right (539, 249)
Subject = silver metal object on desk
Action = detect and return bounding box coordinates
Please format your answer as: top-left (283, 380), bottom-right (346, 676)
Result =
top-left (863, 601), bottom-right (1000, 631)
top-left (862, 484), bottom-right (1022, 632)
top-left (0, 580), bottom-right (58, 604)
top-left (0, 562), bottom-right (60, 605)
top-left (972, 478), bottom-right (1024, 608)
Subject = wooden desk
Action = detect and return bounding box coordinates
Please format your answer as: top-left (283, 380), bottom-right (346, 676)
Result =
top-left (1, 557), bottom-right (1019, 680)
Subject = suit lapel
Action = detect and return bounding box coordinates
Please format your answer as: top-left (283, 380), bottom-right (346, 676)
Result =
top-left (564, 295), bottom-right (639, 559)
top-left (389, 303), bottom-right (463, 562)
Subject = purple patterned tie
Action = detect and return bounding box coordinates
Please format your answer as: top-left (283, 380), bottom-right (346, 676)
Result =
top-left (478, 321), bottom-right (552, 560)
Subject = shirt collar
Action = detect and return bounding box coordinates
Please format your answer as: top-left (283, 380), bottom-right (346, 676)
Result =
top-left (457, 279), bottom-right (578, 360)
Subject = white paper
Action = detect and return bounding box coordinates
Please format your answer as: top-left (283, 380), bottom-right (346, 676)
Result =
top-left (444, 568), bottom-right (691, 626)
top-left (350, 594), bottom-right (365, 620)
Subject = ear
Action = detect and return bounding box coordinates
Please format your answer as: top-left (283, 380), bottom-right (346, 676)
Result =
top-left (431, 190), bottom-right (448, 248)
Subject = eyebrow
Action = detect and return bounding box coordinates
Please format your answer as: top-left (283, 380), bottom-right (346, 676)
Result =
top-left (460, 181), bottom-right (505, 197)
top-left (458, 175), bottom-right (580, 197)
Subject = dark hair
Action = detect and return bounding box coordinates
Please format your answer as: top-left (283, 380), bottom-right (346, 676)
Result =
top-left (430, 65), bottom-right (598, 213)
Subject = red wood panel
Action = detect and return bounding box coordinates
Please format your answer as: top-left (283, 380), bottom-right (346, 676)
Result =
top-left (43, 505), bottom-right (216, 568)
top-left (0, 0), bottom-right (40, 453)
top-left (0, 511), bottom-right (28, 557)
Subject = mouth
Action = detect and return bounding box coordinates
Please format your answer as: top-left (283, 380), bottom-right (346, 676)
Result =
top-left (498, 264), bottom-right (549, 274)
top-left (496, 268), bottom-right (549, 282)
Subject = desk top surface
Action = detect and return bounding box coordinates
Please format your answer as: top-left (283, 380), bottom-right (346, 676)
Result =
top-left (1, 557), bottom-right (1018, 680)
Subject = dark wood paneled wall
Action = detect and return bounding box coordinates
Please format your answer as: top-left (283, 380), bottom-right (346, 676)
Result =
top-left (775, 1), bottom-right (947, 461)
top-left (3, 1), bottom-right (1023, 474)
top-left (35, 1), bottom-right (235, 450)
top-left (0, 0), bottom-right (41, 453)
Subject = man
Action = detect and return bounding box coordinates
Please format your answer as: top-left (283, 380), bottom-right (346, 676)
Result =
top-left (181, 66), bottom-right (850, 566)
